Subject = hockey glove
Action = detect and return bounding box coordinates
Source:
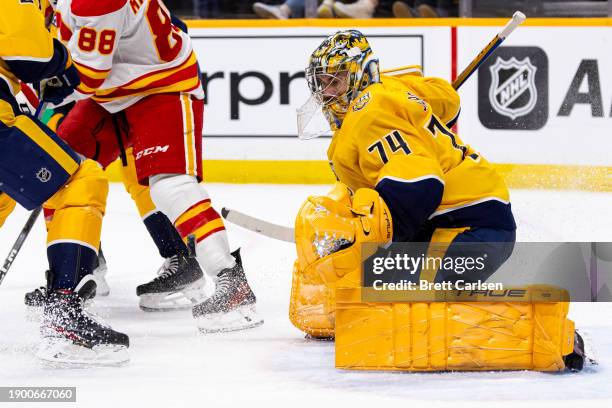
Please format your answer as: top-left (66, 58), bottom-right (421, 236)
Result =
top-left (350, 188), bottom-right (393, 244)
top-left (40, 61), bottom-right (81, 106)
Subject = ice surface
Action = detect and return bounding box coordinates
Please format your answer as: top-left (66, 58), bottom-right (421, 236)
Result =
top-left (0, 184), bottom-right (611, 408)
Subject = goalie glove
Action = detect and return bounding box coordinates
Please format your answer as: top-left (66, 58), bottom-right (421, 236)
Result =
top-left (350, 188), bottom-right (393, 244)
top-left (295, 183), bottom-right (393, 269)
top-left (290, 183), bottom-right (393, 338)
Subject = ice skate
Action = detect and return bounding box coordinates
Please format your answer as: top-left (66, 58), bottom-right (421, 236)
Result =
top-left (24, 273), bottom-right (98, 320)
top-left (193, 249), bottom-right (263, 333)
top-left (25, 250), bottom-right (109, 311)
top-left (37, 288), bottom-right (129, 367)
top-left (564, 330), bottom-right (598, 371)
top-left (564, 330), bottom-right (586, 371)
top-left (136, 252), bottom-right (206, 312)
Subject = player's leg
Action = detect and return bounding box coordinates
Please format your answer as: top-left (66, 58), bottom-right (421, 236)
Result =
top-left (0, 191), bottom-right (17, 228)
top-left (119, 147), bottom-right (197, 311)
top-left (57, 100), bottom-right (128, 298)
top-left (23, 206), bottom-right (111, 308)
top-left (41, 159), bottom-right (129, 365)
top-left (423, 226), bottom-right (516, 283)
top-left (126, 93), bottom-right (262, 332)
top-left (23, 100), bottom-right (116, 306)
top-left (0, 103), bottom-right (128, 365)
top-left (422, 225), bottom-right (587, 368)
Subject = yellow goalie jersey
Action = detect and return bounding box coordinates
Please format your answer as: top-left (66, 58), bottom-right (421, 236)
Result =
top-left (327, 72), bottom-right (516, 241)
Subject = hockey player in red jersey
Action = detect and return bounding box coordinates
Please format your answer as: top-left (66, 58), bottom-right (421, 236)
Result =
top-left (47, 0), bottom-right (263, 332)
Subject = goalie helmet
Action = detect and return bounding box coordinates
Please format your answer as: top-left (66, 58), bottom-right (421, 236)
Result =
top-left (305, 30), bottom-right (380, 132)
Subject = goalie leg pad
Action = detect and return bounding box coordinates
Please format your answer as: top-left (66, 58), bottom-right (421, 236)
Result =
top-left (335, 287), bottom-right (576, 372)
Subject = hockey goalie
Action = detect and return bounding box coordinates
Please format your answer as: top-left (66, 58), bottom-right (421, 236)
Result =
top-left (289, 30), bottom-right (587, 372)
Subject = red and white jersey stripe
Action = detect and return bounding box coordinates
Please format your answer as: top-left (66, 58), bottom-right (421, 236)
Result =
top-left (53, 0), bottom-right (203, 113)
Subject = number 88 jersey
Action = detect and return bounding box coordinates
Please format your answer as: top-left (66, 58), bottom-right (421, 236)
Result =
top-left (52, 0), bottom-right (203, 113)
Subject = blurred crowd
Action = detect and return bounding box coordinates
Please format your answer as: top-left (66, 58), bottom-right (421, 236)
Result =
top-left (252, 1), bottom-right (459, 19)
top-left (167, 0), bottom-right (609, 19)
top-left (167, 0), bottom-right (458, 18)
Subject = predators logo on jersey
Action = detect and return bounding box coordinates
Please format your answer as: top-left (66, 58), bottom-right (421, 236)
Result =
top-left (352, 91), bottom-right (370, 112)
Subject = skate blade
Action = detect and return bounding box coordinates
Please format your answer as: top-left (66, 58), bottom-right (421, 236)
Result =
top-left (36, 338), bottom-right (129, 368)
top-left (196, 304), bottom-right (264, 334)
top-left (139, 278), bottom-right (207, 312)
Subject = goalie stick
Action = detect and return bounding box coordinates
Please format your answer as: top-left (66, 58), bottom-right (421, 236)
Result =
top-left (452, 11), bottom-right (526, 90)
top-left (221, 208), bottom-right (294, 243)
top-left (222, 12), bottom-right (527, 241)
top-left (0, 102), bottom-right (48, 285)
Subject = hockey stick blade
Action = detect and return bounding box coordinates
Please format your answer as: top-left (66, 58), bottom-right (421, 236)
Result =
top-left (0, 206), bottom-right (42, 284)
top-left (221, 207), bottom-right (295, 243)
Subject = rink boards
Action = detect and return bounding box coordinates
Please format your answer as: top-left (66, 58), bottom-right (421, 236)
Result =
top-left (109, 18), bottom-right (612, 190)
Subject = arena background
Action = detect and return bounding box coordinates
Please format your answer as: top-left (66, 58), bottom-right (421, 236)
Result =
top-left (102, 18), bottom-right (612, 191)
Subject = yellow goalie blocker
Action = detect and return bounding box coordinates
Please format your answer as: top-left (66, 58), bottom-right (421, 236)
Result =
top-left (289, 183), bottom-right (578, 372)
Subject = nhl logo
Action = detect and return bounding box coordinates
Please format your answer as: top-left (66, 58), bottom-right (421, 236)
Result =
top-left (489, 57), bottom-right (538, 120)
top-left (36, 168), bottom-right (52, 183)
